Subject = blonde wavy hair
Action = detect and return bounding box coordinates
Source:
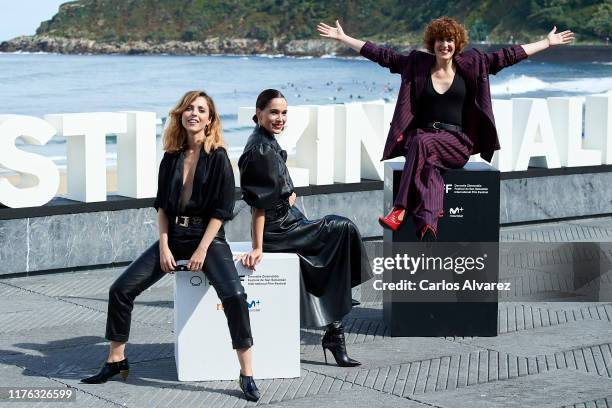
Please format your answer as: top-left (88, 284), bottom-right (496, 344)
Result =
top-left (163, 90), bottom-right (226, 153)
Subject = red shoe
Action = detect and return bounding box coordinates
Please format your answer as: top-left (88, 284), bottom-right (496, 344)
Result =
top-left (378, 207), bottom-right (405, 231)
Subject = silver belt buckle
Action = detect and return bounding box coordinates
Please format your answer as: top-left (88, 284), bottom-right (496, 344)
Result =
top-left (176, 216), bottom-right (189, 227)
top-left (432, 121), bottom-right (441, 130)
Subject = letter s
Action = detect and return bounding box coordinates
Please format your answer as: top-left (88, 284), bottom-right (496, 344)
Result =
top-left (0, 115), bottom-right (59, 208)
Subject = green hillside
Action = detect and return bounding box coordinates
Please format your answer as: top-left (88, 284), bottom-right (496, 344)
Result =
top-left (36, 0), bottom-right (611, 44)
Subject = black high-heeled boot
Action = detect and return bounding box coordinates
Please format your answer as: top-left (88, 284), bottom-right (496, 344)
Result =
top-left (81, 358), bottom-right (129, 384)
top-left (238, 373), bottom-right (261, 402)
top-left (321, 321), bottom-right (361, 367)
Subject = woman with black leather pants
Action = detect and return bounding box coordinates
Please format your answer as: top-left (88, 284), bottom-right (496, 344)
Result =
top-left (238, 89), bottom-right (373, 367)
top-left (81, 90), bottom-right (260, 402)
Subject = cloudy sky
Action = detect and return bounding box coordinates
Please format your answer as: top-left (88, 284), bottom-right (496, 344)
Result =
top-left (0, 0), bottom-right (71, 41)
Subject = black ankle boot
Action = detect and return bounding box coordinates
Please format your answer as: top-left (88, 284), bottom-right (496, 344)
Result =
top-left (81, 358), bottom-right (129, 384)
top-left (238, 373), bottom-right (260, 402)
top-left (321, 321), bottom-right (361, 367)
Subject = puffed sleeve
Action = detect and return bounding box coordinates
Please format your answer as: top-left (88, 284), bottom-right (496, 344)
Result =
top-left (153, 152), bottom-right (170, 212)
top-left (208, 148), bottom-right (236, 221)
top-left (238, 142), bottom-right (282, 210)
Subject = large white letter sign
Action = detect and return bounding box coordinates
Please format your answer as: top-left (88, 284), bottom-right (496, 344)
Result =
top-left (334, 101), bottom-right (390, 182)
top-left (489, 99), bottom-right (514, 171)
top-left (548, 97), bottom-right (601, 167)
top-left (117, 111), bottom-right (157, 198)
top-left (0, 115), bottom-right (60, 208)
top-left (359, 101), bottom-right (391, 180)
top-left (584, 94), bottom-right (612, 165)
top-left (512, 98), bottom-right (561, 170)
top-left (237, 107), bottom-right (309, 187)
top-left (45, 113), bottom-right (126, 202)
top-left (296, 105), bottom-right (335, 185)
top-left (334, 104), bottom-right (361, 183)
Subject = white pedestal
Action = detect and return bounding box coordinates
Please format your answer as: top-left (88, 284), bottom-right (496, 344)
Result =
top-left (174, 242), bottom-right (301, 381)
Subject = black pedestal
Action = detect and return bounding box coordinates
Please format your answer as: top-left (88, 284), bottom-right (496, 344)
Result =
top-left (383, 162), bottom-right (500, 337)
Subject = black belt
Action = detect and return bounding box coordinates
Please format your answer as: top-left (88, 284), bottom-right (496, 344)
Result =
top-left (424, 121), bottom-right (463, 133)
top-left (173, 215), bottom-right (206, 227)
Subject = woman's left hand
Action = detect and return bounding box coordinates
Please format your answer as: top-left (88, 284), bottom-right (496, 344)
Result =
top-left (187, 247), bottom-right (207, 271)
top-left (547, 26), bottom-right (574, 46)
top-left (239, 248), bottom-right (263, 271)
top-left (288, 192), bottom-right (297, 207)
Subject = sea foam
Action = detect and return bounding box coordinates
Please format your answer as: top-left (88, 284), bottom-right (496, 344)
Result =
top-left (491, 75), bottom-right (612, 96)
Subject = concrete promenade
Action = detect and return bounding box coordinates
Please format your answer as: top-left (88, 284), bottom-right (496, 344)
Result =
top-left (1, 217), bottom-right (611, 407)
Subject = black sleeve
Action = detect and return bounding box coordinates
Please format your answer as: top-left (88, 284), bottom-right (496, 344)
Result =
top-left (208, 148), bottom-right (236, 221)
top-left (153, 152), bottom-right (169, 212)
top-left (238, 143), bottom-right (282, 210)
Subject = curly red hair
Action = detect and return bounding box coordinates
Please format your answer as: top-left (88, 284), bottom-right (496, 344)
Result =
top-left (423, 17), bottom-right (469, 54)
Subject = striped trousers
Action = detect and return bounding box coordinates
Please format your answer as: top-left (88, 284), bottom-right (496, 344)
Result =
top-left (395, 128), bottom-right (473, 237)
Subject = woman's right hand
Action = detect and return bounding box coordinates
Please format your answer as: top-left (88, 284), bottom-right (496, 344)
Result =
top-left (240, 248), bottom-right (263, 271)
top-left (317, 20), bottom-right (346, 41)
top-left (159, 244), bottom-right (176, 273)
top-left (546, 26), bottom-right (574, 46)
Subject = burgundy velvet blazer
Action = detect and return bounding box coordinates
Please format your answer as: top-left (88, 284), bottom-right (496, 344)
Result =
top-left (360, 41), bottom-right (528, 162)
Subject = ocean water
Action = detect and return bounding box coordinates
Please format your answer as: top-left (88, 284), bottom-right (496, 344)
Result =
top-left (1, 52), bottom-right (611, 172)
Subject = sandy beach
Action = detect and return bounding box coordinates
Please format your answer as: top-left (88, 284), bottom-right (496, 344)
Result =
top-left (4, 167), bottom-right (119, 197)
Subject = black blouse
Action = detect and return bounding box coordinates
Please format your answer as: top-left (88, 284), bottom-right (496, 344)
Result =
top-left (153, 147), bottom-right (235, 220)
top-left (238, 126), bottom-right (294, 210)
top-left (417, 72), bottom-right (467, 127)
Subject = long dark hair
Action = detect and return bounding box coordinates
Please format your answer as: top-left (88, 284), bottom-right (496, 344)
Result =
top-left (252, 89), bottom-right (286, 124)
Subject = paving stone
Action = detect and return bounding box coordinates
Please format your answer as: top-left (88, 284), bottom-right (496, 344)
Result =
top-left (498, 266), bottom-right (578, 301)
top-left (0, 294), bottom-right (106, 334)
top-left (513, 302), bottom-right (612, 321)
top-left (62, 296), bottom-right (174, 329)
top-left (0, 320), bottom-right (174, 359)
top-left (560, 395), bottom-right (612, 408)
top-left (301, 337), bottom-right (481, 378)
top-left (0, 363), bottom-right (120, 407)
top-left (501, 220), bottom-right (612, 243)
top-left (1, 217), bottom-right (612, 407)
top-left (565, 217), bottom-right (612, 231)
top-left (575, 271), bottom-right (612, 302)
top-left (461, 320), bottom-right (612, 356)
top-left (496, 303), bottom-right (599, 334)
top-left (2, 268), bottom-right (125, 297)
top-left (417, 370), bottom-right (612, 408)
top-left (552, 343), bottom-right (612, 378)
top-left (266, 387), bottom-right (431, 408)
top-left (5, 267), bottom-right (174, 298)
top-left (0, 330), bottom-right (175, 380)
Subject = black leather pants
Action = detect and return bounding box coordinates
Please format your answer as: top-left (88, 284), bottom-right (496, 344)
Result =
top-left (105, 223), bottom-right (253, 349)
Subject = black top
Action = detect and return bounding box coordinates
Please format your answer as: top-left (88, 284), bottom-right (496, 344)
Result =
top-left (153, 147), bottom-right (235, 220)
top-left (238, 126), bottom-right (294, 210)
top-left (417, 72), bottom-right (466, 127)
